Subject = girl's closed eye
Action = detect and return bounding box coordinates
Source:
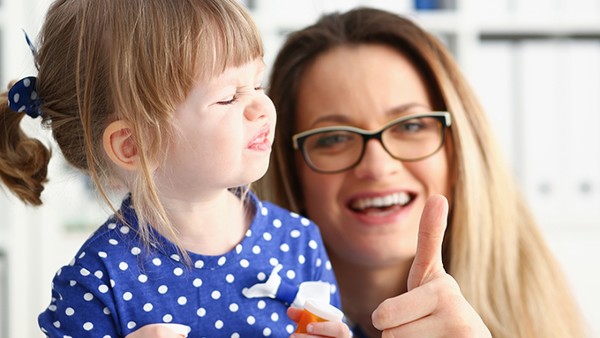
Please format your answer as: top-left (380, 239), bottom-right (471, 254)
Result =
top-left (217, 95), bottom-right (238, 105)
top-left (217, 83), bottom-right (265, 105)
top-left (218, 90), bottom-right (263, 106)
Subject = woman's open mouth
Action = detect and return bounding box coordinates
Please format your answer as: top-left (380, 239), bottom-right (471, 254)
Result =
top-left (348, 191), bottom-right (414, 214)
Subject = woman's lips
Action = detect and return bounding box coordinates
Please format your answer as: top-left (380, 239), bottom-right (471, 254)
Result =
top-left (346, 191), bottom-right (416, 224)
top-left (349, 191), bottom-right (412, 211)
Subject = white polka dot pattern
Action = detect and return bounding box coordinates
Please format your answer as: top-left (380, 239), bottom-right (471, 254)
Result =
top-left (38, 193), bottom-right (340, 337)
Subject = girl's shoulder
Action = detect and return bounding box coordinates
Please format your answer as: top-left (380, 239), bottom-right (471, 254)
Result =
top-left (251, 192), bottom-right (313, 224)
top-left (66, 196), bottom-right (145, 267)
top-left (250, 196), bottom-right (328, 254)
top-left (253, 197), bottom-right (319, 231)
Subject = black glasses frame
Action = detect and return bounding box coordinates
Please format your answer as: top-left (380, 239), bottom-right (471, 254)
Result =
top-left (292, 111), bottom-right (452, 174)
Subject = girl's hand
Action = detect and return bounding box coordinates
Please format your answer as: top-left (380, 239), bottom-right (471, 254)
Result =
top-left (125, 323), bottom-right (189, 338)
top-left (288, 307), bottom-right (352, 338)
top-left (372, 195), bottom-right (492, 338)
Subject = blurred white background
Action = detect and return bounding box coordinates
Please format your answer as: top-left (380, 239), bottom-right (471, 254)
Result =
top-left (1, 0), bottom-right (599, 337)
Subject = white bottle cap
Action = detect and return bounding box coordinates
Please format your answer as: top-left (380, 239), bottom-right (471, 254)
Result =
top-left (304, 299), bottom-right (344, 322)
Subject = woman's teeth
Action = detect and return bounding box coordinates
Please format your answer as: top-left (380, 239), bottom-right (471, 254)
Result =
top-left (351, 192), bottom-right (411, 210)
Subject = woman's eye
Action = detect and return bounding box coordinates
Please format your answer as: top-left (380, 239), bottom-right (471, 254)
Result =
top-left (392, 120), bottom-right (425, 133)
top-left (314, 132), bottom-right (354, 148)
top-left (402, 122), bottom-right (423, 132)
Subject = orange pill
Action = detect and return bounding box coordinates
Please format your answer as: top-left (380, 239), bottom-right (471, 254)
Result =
top-left (295, 299), bottom-right (344, 334)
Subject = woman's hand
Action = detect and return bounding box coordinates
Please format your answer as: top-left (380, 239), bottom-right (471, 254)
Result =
top-left (372, 195), bottom-right (492, 338)
top-left (288, 307), bottom-right (352, 338)
top-left (125, 323), bottom-right (189, 338)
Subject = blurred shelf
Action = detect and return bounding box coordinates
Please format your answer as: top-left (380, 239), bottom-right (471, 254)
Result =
top-left (479, 19), bottom-right (600, 39)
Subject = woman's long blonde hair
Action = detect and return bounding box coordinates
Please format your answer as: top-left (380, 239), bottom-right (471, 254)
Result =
top-left (0, 0), bottom-right (263, 257)
top-left (257, 7), bottom-right (587, 338)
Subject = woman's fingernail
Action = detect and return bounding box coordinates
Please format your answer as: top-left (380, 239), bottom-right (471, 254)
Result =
top-left (307, 324), bottom-right (314, 333)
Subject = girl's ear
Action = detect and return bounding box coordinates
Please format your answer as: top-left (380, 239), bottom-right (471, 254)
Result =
top-left (103, 120), bottom-right (139, 171)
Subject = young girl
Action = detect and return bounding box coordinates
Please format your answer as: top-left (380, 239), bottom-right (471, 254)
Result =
top-left (0, 0), bottom-right (349, 337)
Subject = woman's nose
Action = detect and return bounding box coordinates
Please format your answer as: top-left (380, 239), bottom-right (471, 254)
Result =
top-left (352, 139), bottom-right (403, 179)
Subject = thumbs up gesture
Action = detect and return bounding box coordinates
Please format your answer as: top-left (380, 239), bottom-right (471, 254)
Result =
top-left (371, 195), bottom-right (491, 337)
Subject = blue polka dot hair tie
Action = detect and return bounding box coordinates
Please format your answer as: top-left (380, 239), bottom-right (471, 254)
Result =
top-left (8, 76), bottom-right (42, 118)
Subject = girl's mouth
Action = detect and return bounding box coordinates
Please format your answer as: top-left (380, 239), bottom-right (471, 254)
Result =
top-left (248, 127), bottom-right (271, 151)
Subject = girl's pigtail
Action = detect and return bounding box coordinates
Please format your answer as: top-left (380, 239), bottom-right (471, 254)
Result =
top-left (0, 81), bottom-right (51, 206)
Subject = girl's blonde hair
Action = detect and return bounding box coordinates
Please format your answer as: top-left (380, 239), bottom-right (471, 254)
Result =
top-left (0, 0), bottom-right (263, 255)
top-left (257, 7), bottom-right (588, 338)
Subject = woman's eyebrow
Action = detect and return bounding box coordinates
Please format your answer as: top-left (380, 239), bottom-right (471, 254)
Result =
top-left (307, 114), bottom-right (354, 128)
top-left (388, 102), bottom-right (432, 116)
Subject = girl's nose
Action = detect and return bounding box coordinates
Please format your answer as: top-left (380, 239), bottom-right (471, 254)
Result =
top-left (244, 93), bottom-right (274, 121)
top-left (352, 139), bottom-right (403, 179)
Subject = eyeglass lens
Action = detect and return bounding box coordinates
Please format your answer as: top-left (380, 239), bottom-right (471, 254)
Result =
top-left (301, 116), bottom-right (445, 173)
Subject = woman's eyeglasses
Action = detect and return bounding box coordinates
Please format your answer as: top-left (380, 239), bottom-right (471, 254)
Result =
top-left (292, 112), bottom-right (452, 174)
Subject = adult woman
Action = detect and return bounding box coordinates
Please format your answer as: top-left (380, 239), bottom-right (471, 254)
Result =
top-left (257, 7), bottom-right (587, 338)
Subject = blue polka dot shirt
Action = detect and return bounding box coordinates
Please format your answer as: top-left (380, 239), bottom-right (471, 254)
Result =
top-left (38, 193), bottom-right (340, 337)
